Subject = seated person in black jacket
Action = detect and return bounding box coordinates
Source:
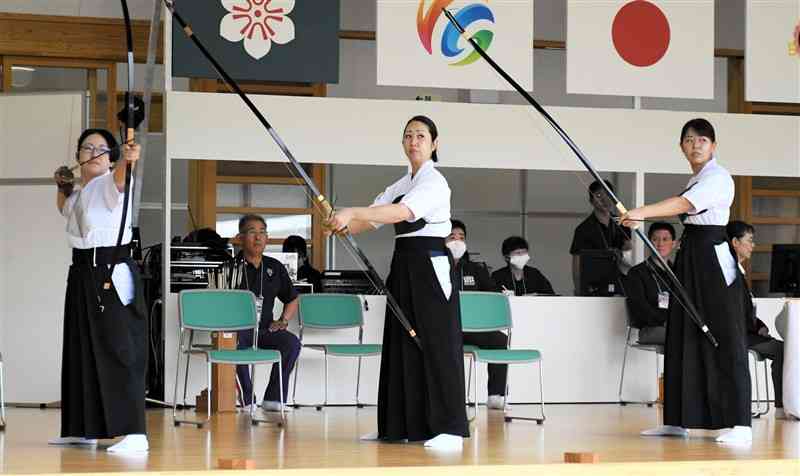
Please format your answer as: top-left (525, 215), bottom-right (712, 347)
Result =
top-left (446, 219), bottom-right (507, 410)
top-left (491, 236), bottom-right (555, 296)
top-left (282, 235), bottom-right (323, 293)
top-left (625, 222), bottom-right (676, 345)
top-left (727, 221), bottom-right (789, 419)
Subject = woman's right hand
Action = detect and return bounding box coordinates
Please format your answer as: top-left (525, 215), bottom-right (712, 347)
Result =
top-left (54, 166), bottom-right (74, 185)
top-left (54, 166), bottom-right (75, 196)
top-left (618, 207), bottom-right (646, 229)
top-left (324, 208), bottom-right (355, 236)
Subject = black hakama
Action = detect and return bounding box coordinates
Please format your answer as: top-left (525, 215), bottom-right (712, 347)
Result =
top-left (663, 225), bottom-right (751, 429)
top-left (61, 246), bottom-right (147, 438)
top-left (377, 236), bottom-right (469, 441)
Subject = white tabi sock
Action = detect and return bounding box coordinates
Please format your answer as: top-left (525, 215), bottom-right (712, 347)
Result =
top-left (107, 434), bottom-right (149, 453)
top-left (48, 436), bottom-right (97, 446)
top-left (716, 426), bottom-right (752, 444)
top-left (640, 425), bottom-right (689, 437)
top-left (424, 433), bottom-right (463, 451)
top-left (775, 408), bottom-right (798, 420)
top-left (260, 400), bottom-right (292, 412)
top-left (359, 431), bottom-right (380, 441)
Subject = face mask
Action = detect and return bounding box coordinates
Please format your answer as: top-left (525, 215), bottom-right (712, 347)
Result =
top-left (509, 254), bottom-right (530, 269)
top-left (446, 240), bottom-right (467, 260)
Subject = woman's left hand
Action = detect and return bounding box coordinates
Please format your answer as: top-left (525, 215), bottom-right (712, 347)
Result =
top-left (123, 142), bottom-right (141, 165)
top-left (324, 208), bottom-right (355, 235)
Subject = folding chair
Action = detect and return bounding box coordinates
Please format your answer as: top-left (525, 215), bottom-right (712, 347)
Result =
top-left (749, 348), bottom-right (771, 418)
top-left (292, 294), bottom-right (381, 409)
top-left (619, 301), bottom-right (663, 406)
top-left (460, 291), bottom-right (545, 424)
top-left (174, 289), bottom-right (285, 427)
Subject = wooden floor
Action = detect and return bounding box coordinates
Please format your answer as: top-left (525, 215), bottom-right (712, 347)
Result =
top-left (0, 404), bottom-right (797, 474)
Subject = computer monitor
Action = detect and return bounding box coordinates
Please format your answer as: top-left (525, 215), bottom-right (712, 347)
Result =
top-left (265, 251), bottom-right (298, 282)
top-left (578, 249), bottom-right (622, 297)
top-left (769, 244), bottom-right (800, 297)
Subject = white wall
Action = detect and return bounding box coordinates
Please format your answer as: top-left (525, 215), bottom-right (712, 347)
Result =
top-left (0, 93), bottom-right (82, 403)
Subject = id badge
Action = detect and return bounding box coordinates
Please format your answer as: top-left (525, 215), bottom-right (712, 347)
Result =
top-left (255, 296), bottom-right (264, 317)
top-left (658, 291), bottom-right (669, 309)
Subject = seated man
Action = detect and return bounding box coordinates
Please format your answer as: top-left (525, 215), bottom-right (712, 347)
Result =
top-left (282, 235), bottom-right (323, 293)
top-left (727, 220), bottom-right (789, 419)
top-left (491, 236), bottom-right (555, 296)
top-left (624, 222), bottom-right (675, 345)
top-left (233, 214), bottom-right (301, 412)
top-left (446, 219), bottom-right (506, 409)
top-left (570, 180), bottom-right (632, 294)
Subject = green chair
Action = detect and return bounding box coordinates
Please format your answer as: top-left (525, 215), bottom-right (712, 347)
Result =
top-left (619, 300), bottom-right (663, 407)
top-left (460, 291), bottom-right (545, 424)
top-left (292, 294), bottom-right (381, 410)
top-left (175, 289), bottom-right (285, 427)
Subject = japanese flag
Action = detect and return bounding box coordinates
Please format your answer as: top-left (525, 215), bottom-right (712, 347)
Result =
top-left (567, 0), bottom-right (714, 99)
top-left (746, 0), bottom-right (800, 103)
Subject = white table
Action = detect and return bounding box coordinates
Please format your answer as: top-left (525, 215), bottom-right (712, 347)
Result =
top-left (164, 295), bottom-right (664, 405)
top-left (161, 295), bottom-right (790, 407)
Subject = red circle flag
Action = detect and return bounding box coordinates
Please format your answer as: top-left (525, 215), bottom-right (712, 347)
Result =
top-left (612, 0), bottom-right (670, 67)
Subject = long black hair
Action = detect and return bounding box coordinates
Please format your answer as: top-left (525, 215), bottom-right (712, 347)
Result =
top-left (404, 115), bottom-right (439, 162)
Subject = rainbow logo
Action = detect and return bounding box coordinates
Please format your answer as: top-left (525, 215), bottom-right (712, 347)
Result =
top-left (416, 1), bottom-right (495, 66)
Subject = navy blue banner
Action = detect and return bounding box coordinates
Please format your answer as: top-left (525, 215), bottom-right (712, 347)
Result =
top-left (173, 0), bottom-right (339, 83)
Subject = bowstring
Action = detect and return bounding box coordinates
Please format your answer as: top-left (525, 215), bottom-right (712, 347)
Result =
top-left (61, 0), bottom-right (83, 183)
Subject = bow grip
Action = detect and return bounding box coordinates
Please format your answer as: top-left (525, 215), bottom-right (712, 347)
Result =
top-left (615, 202), bottom-right (640, 229)
top-left (317, 194), bottom-right (333, 217)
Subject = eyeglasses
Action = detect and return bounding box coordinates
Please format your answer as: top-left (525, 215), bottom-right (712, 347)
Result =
top-left (244, 230), bottom-right (267, 237)
top-left (78, 145), bottom-right (112, 156)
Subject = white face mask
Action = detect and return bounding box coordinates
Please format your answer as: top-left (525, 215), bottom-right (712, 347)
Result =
top-left (509, 254), bottom-right (530, 269)
top-left (446, 240), bottom-right (467, 260)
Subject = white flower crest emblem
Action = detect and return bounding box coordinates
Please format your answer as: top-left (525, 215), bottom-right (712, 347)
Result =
top-left (220, 0), bottom-right (295, 60)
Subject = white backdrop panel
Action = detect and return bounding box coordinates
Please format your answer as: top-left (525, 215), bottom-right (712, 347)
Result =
top-left (567, 0), bottom-right (715, 99)
top-left (0, 93), bottom-right (82, 179)
top-left (167, 92), bottom-right (800, 177)
top-left (376, 0), bottom-right (534, 91)
top-left (746, 0), bottom-right (800, 103)
top-left (0, 186), bottom-right (69, 403)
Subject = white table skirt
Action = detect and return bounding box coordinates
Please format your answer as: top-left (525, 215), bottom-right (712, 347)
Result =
top-left (775, 299), bottom-right (800, 419)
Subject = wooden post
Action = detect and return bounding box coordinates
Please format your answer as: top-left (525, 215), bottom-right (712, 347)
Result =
top-left (564, 452), bottom-right (600, 464)
top-left (218, 459), bottom-right (256, 470)
top-left (211, 331), bottom-right (237, 412)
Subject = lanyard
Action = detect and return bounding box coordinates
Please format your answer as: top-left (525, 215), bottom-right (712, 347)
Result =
top-left (648, 265), bottom-right (663, 294)
top-left (243, 260), bottom-right (264, 298)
